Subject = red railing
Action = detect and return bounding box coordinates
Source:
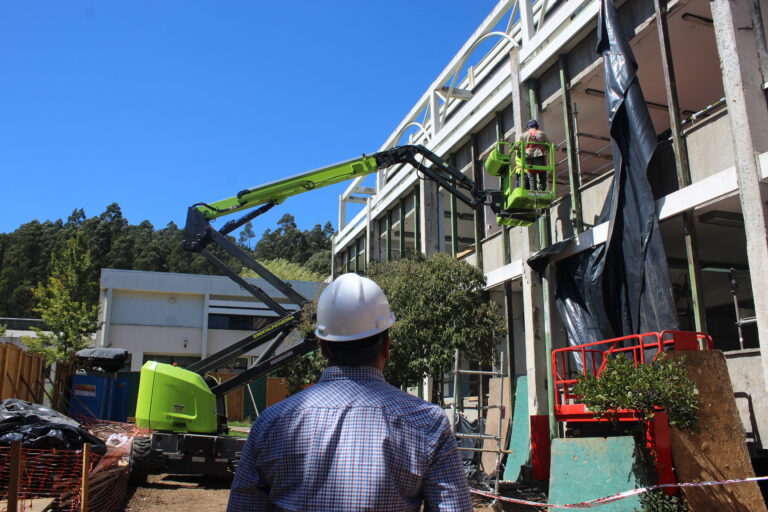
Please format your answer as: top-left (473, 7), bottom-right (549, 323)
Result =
top-left (551, 330), bottom-right (713, 421)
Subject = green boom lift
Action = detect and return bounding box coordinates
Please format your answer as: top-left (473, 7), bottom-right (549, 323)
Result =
top-left (484, 140), bottom-right (556, 227)
top-left (129, 144), bottom-right (555, 480)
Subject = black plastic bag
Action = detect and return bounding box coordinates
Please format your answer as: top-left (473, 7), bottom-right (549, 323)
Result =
top-left (0, 399), bottom-right (106, 455)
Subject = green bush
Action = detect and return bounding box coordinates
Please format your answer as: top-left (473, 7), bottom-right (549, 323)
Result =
top-left (573, 352), bottom-right (698, 431)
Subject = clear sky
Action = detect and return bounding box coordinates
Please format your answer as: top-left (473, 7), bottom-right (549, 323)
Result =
top-left (0, 1), bottom-right (501, 237)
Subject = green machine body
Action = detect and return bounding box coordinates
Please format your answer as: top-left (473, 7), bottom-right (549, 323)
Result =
top-left (135, 361), bottom-right (218, 434)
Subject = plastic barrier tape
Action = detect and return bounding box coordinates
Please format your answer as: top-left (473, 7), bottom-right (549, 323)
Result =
top-left (470, 476), bottom-right (768, 509)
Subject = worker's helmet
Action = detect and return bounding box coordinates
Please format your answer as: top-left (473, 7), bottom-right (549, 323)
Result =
top-left (315, 273), bottom-right (395, 342)
top-left (527, 119), bottom-right (539, 129)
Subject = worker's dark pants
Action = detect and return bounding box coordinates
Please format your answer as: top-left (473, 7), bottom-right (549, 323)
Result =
top-left (518, 156), bottom-right (546, 191)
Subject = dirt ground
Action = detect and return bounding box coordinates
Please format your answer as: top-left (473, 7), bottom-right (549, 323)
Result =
top-left (123, 474), bottom-right (231, 512)
top-left (122, 474), bottom-right (543, 511)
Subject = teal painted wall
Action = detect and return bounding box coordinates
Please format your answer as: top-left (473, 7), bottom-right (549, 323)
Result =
top-left (503, 375), bottom-right (530, 481)
top-left (549, 436), bottom-right (646, 511)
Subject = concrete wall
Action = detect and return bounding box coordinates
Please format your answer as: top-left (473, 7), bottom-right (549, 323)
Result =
top-left (112, 290), bottom-right (203, 328)
top-left (110, 324), bottom-right (203, 371)
top-left (686, 111), bottom-right (736, 183)
top-left (580, 175), bottom-right (614, 226)
top-left (725, 349), bottom-right (767, 451)
top-left (481, 233), bottom-right (506, 273)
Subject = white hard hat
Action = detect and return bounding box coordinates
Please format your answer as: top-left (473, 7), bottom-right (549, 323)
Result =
top-left (315, 273), bottom-right (395, 342)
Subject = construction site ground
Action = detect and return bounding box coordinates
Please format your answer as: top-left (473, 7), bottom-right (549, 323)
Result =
top-left (122, 473), bottom-right (543, 511)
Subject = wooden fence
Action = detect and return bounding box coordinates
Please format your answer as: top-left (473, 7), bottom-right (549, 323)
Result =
top-left (0, 343), bottom-right (44, 403)
top-left (210, 373), bottom-right (291, 422)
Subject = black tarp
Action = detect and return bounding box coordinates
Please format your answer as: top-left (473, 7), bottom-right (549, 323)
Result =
top-left (75, 347), bottom-right (129, 373)
top-left (0, 399), bottom-right (107, 454)
top-left (529, 0), bottom-right (678, 351)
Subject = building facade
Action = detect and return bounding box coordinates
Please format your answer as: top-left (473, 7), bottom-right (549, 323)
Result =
top-left (331, 0), bottom-right (768, 453)
top-left (97, 269), bottom-right (320, 373)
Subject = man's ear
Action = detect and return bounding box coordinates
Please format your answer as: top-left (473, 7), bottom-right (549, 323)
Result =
top-left (319, 340), bottom-right (331, 360)
top-left (382, 336), bottom-right (391, 360)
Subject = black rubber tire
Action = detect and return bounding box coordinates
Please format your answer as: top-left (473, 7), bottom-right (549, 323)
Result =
top-left (128, 436), bottom-right (152, 484)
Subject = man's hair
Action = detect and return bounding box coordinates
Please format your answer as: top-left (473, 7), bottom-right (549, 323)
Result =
top-left (527, 119), bottom-right (539, 129)
top-left (322, 330), bottom-right (388, 367)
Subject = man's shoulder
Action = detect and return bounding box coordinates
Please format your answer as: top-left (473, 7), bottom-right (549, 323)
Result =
top-left (377, 386), bottom-right (451, 431)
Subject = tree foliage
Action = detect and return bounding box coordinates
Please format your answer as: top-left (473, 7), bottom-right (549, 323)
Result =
top-left (23, 235), bottom-right (99, 364)
top-left (368, 254), bottom-right (506, 399)
top-left (242, 259), bottom-right (325, 282)
top-left (255, 214), bottom-right (334, 265)
top-left (573, 353), bottom-right (699, 431)
top-left (279, 254), bottom-right (506, 404)
top-left (0, 203), bottom-right (334, 318)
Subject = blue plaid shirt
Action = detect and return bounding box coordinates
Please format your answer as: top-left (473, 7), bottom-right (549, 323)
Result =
top-left (227, 366), bottom-right (471, 512)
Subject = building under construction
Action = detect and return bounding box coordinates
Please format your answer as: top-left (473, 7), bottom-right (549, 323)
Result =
top-left (331, 0), bottom-right (768, 498)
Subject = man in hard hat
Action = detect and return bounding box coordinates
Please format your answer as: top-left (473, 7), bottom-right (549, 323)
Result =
top-left (519, 119), bottom-right (550, 190)
top-left (228, 273), bottom-right (471, 512)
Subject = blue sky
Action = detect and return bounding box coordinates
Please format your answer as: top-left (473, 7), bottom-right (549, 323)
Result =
top-left (0, 1), bottom-right (501, 237)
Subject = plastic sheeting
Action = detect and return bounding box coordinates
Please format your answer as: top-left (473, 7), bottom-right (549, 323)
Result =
top-left (529, 0), bottom-right (678, 355)
top-left (0, 399), bottom-right (107, 454)
top-left (75, 347), bottom-right (129, 373)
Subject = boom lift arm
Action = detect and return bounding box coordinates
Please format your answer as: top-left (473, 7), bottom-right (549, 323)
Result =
top-left (136, 144), bottom-right (542, 438)
top-left (178, 145), bottom-right (505, 399)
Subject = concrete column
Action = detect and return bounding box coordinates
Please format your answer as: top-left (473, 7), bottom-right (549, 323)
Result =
top-left (521, 229), bottom-right (549, 416)
top-left (509, 47), bottom-right (549, 416)
top-left (420, 178), bottom-right (441, 256)
top-left (366, 197), bottom-right (374, 265)
top-left (100, 287), bottom-right (113, 348)
top-left (430, 91), bottom-right (442, 138)
top-left (711, 0), bottom-right (768, 393)
top-left (330, 236), bottom-right (337, 279)
top-left (131, 351), bottom-right (144, 372)
top-left (470, 134), bottom-right (484, 270)
top-left (508, 48), bottom-right (530, 138)
top-left (338, 196), bottom-right (347, 231)
top-left (201, 293), bottom-right (210, 360)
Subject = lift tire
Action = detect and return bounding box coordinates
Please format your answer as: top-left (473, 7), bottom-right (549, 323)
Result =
top-left (128, 436), bottom-right (153, 484)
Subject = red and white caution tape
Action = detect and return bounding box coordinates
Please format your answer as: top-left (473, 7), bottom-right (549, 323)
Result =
top-left (471, 475), bottom-right (768, 509)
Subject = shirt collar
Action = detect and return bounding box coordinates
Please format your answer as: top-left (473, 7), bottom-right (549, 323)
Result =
top-left (319, 365), bottom-right (387, 383)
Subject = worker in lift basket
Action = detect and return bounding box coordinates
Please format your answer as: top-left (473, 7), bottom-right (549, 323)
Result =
top-left (519, 119), bottom-right (550, 191)
top-left (227, 273), bottom-right (472, 512)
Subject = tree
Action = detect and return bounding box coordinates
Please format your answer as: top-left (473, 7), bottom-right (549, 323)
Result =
top-left (238, 222), bottom-right (256, 249)
top-left (242, 259), bottom-right (325, 282)
top-left (23, 234), bottom-right (99, 364)
top-left (370, 253), bottom-right (506, 403)
top-left (304, 249), bottom-right (332, 277)
top-left (254, 214), bottom-right (334, 264)
top-left (281, 253), bottom-right (506, 404)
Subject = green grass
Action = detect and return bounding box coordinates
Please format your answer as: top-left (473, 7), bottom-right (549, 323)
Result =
top-left (228, 420), bottom-right (253, 428)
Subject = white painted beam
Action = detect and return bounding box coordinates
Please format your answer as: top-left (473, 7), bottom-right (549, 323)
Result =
top-left (519, 0), bottom-right (535, 46)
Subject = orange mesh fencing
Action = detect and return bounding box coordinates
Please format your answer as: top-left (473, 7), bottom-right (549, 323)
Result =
top-left (0, 419), bottom-right (152, 512)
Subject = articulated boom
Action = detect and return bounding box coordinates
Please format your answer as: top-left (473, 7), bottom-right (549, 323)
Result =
top-left (136, 143), bottom-right (543, 437)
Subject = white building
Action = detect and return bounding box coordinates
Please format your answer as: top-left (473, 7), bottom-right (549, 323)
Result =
top-left (97, 269), bottom-right (321, 372)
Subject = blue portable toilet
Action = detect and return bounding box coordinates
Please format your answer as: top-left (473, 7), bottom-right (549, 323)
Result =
top-left (69, 374), bottom-right (114, 418)
top-left (69, 348), bottom-right (130, 421)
